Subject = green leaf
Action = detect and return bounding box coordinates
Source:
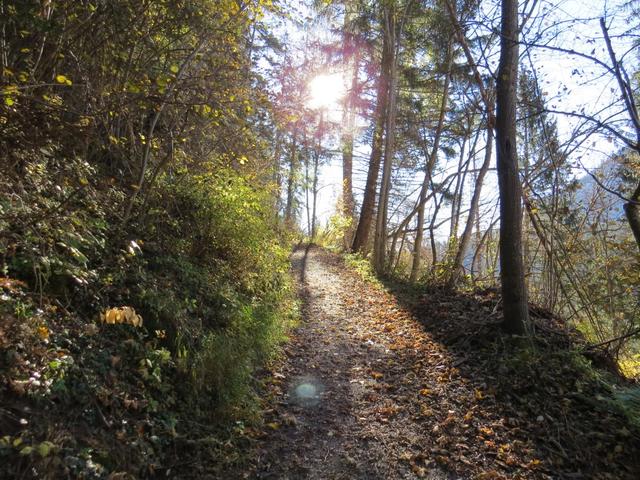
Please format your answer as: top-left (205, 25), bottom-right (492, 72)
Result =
top-left (19, 446), bottom-right (33, 456)
top-left (37, 441), bottom-right (55, 457)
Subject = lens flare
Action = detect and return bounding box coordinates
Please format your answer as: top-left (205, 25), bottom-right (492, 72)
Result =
top-left (307, 73), bottom-right (346, 110)
top-left (290, 376), bottom-right (323, 407)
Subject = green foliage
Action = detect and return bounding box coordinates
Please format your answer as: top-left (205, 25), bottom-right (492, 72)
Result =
top-left (344, 252), bottom-right (383, 288)
top-left (316, 210), bottom-right (353, 251)
top-left (613, 385), bottom-right (640, 427)
top-left (0, 0), bottom-right (295, 477)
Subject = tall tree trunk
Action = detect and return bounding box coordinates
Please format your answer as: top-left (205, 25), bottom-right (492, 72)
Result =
top-left (351, 24), bottom-right (392, 254)
top-left (284, 127), bottom-right (299, 227)
top-left (600, 18), bottom-right (640, 252)
top-left (373, 4), bottom-right (398, 274)
top-left (273, 131), bottom-right (283, 220)
top-left (312, 148), bottom-right (319, 239)
top-left (624, 184), bottom-right (640, 251)
top-left (428, 194), bottom-right (444, 277)
top-left (311, 112), bottom-right (323, 240)
top-left (448, 135), bottom-right (469, 242)
top-left (342, 3), bottom-right (358, 248)
top-left (447, 126), bottom-right (493, 287)
top-left (410, 49), bottom-right (452, 281)
top-left (496, 0), bottom-right (530, 335)
top-left (305, 145), bottom-right (311, 236)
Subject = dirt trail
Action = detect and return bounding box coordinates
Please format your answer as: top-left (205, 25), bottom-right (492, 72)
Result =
top-left (236, 245), bottom-right (640, 480)
top-left (246, 245), bottom-right (452, 480)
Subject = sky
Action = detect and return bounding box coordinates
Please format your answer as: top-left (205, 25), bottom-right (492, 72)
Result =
top-left (271, 0), bottom-right (638, 238)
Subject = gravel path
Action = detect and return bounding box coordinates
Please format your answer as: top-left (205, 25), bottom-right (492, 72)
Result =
top-left (247, 245), bottom-right (453, 480)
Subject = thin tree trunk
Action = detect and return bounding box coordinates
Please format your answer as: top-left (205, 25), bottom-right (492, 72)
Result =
top-left (496, 0), bottom-right (530, 335)
top-left (447, 127), bottom-right (493, 287)
top-left (305, 146), bottom-right (311, 236)
top-left (284, 127), bottom-right (299, 227)
top-left (448, 135), bottom-right (469, 243)
top-left (342, 4), bottom-right (358, 248)
top-left (312, 148), bottom-right (319, 239)
top-left (410, 48), bottom-right (452, 281)
top-left (428, 195), bottom-right (444, 277)
top-left (373, 4), bottom-right (398, 274)
top-left (273, 132), bottom-right (283, 218)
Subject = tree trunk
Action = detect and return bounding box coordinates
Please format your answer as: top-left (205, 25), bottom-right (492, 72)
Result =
top-left (447, 126), bottom-right (493, 287)
top-left (351, 23), bottom-right (392, 254)
top-left (410, 49), bottom-right (452, 281)
top-left (495, 0), bottom-right (530, 335)
top-left (448, 135), bottom-right (469, 243)
top-left (373, 4), bottom-right (398, 274)
top-left (284, 127), bottom-right (299, 227)
top-left (624, 183), bottom-right (640, 252)
top-left (342, 4), bottom-right (359, 248)
top-left (312, 148), bottom-right (319, 239)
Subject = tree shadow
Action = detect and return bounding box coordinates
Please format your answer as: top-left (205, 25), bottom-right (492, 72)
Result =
top-left (379, 276), bottom-right (640, 479)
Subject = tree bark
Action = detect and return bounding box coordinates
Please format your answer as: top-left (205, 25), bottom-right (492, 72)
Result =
top-left (373, 3), bottom-right (398, 274)
top-left (447, 126), bottom-right (493, 287)
top-left (624, 184), bottom-right (640, 252)
top-left (342, 3), bottom-right (358, 248)
top-left (284, 126), bottom-right (299, 227)
top-left (351, 24), bottom-right (392, 254)
top-left (495, 0), bottom-right (530, 335)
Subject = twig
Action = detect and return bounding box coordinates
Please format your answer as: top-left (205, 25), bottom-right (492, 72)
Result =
top-left (586, 327), bottom-right (640, 350)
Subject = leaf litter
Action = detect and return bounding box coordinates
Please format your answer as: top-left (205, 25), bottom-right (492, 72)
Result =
top-left (238, 245), bottom-right (640, 480)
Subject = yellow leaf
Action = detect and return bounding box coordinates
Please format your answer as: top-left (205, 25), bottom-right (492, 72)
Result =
top-left (55, 74), bottom-right (68, 84)
top-left (266, 422), bottom-right (280, 430)
top-left (4, 97), bottom-right (14, 106)
top-left (102, 307), bottom-right (143, 327)
top-left (170, 64), bottom-right (179, 74)
top-left (527, 459), bottom-right (541, 468)
top-left (37, 326), bottom-right (49, 339)
top-left (371, 371), bottom-right (383, 380)
top-left (3, 85), bottom-right (18, 95)
top-left (419, 388), bottom-right (431, 396)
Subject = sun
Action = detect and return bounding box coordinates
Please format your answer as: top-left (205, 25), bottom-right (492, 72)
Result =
top-left (307, 73), bottom-right (346, 110)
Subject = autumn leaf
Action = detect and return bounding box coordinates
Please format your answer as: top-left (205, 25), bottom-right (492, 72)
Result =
top-left (101, 307), bottom-right (143, 327)
top-left (37, 326), bottom-right (49, 339)
top-left (55, 74), bottom-right (71, 85)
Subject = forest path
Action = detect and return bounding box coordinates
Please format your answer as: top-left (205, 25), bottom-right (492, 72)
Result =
top-left (236, 245), bottom-right (640, 480)
top-left (244, 245), bottom-right (453, 480)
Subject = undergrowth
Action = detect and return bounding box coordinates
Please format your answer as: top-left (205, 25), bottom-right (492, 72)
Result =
top-left (0, 156), bottom-right (297, 478)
